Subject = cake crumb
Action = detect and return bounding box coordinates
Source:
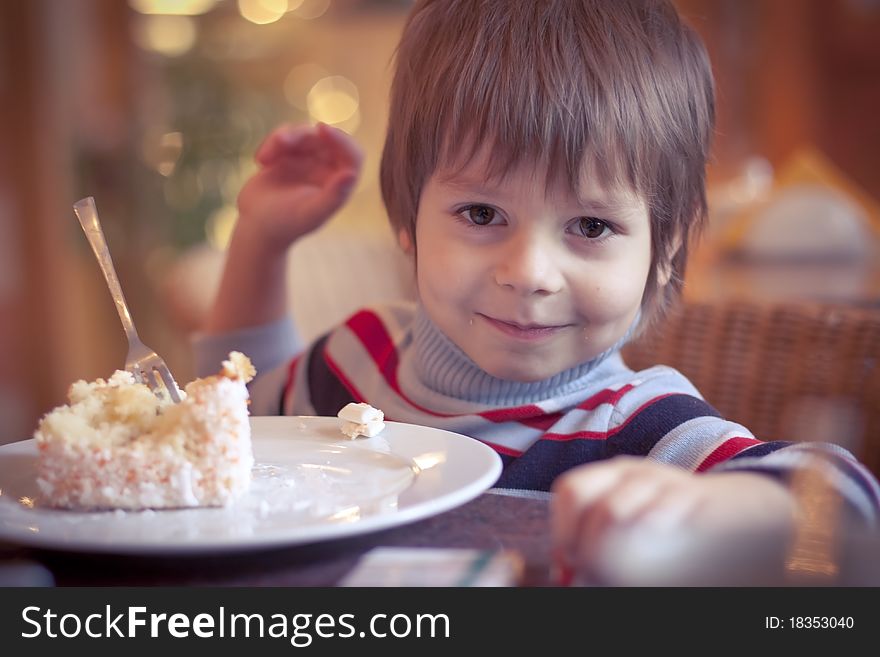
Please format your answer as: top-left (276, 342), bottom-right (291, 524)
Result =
top-left (337, 402), bottom-right (385, 439)
top-left (221, 351), bottom-right (256, 382)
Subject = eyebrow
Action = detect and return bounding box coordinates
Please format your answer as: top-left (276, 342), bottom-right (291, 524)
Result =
top-left (437, 174), bottom-right (503, 194)
top-left (438, 174), bottom-right (635, 214)
top-left (574, 195), bottom-right (633, 214)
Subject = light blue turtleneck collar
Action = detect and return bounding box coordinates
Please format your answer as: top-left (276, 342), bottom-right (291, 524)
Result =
top-left (409, 305), bottom-right (637, 406)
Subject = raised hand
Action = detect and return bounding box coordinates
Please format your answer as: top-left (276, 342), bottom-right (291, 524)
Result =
top-left (236, 122), bottom-right (363, 254)
top-left (204, 122), bottom-right (363, 334)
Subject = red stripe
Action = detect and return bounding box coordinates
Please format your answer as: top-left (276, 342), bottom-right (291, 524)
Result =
top-left (576, 384), bottom-right (634, 411)
top-left (542, 393), bottom-right (677, 442)
top-left (696, 437), bottom-right (763, 472)
top-left (480, 405), bottom-right (551, 423)
top-left (479, 406), bottom-right (558, 425)
top-left (480, 440), bottom-right (524, 458)
top-left (347, 310), bottom-right (401, 387)
top-left (282, 355), bottom-right (302, 413)
top-left (520, 412), bottom-right (564, 431)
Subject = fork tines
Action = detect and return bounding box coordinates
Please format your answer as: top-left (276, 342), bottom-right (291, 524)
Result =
top-left (130, 363), bottom-right (183, 404)
top-left (154, 363), bottom-right (183, 403)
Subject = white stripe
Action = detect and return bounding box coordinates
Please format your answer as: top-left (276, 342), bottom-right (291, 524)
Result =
top-left (543, 404), bottom-right (616, 436)
top-left (649, 417), bottom-right (755, 471)
top-left (250, 360), bottom-right (294, 415)
top-left (487, 488), bottom-right (553, 501)
top-left (472, 423), bottom-right (544, 453)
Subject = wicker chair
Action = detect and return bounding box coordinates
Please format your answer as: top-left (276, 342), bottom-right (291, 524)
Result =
top-left (621, 300), bottom-right (880, 478)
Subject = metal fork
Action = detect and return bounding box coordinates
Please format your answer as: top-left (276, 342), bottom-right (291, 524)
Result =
top-left (73, 197), bottom-right (182, 403)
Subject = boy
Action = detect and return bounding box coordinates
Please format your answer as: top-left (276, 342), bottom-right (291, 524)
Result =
top-left (197, 0), bottom-right (879, 580)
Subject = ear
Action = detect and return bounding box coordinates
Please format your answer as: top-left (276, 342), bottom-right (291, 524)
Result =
top-left (656, 258), bottom-right (674, 289)
top-left (656, 233), bottom-right (683, 288)
top-left (398, 228), bottom-right (414, 255)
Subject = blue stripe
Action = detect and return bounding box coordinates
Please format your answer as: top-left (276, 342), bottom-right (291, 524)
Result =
top-left (305, 334), bottom-right (358, 416)
top-left (495, 440), bottom-right (607, 491)
top-left (604, 394), bottom-right (721, 458)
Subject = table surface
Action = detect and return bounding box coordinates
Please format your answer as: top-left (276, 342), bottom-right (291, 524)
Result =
top-left (4, 487), bottom-right (880, 587)
top-left (0, 491), bottom-right (555, 587)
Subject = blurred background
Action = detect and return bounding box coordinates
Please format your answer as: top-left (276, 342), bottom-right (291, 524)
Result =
top-left (1, 0), bottom-right (879, 475)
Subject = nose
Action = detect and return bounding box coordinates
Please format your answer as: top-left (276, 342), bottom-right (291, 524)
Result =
top-left (493, 232), bottom-right (564, 296)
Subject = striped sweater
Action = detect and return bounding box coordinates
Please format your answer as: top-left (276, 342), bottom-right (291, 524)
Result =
top-left (195, 301), bottom-right (880, 523)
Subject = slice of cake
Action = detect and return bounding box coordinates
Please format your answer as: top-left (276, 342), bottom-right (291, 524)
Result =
top-left (34, 352), bottom-right (256, 510)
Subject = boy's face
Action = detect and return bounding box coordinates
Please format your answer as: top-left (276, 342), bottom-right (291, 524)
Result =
top-left (414, 152), bottom-right (653, 382)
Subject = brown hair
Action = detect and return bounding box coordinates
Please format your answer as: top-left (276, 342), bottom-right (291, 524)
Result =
top-left (380, 0), bottom-right (715, 326)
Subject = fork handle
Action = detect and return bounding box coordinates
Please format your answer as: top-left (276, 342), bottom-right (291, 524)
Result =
top-left (73, 197), bottom-right (140, 343)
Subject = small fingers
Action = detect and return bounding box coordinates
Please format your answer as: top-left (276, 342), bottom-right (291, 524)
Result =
top-left (317, 122), bottom-right (365, 169)
top-left (285, 167), bottom-right (359, 233)
top-left (605, 477), bottom-right (661, 521)
top-left (254, 124), bottom-right (319, 166)
top-left (327, 167), bottom-right (359, 197)
top-left (552, 459), bottom-right (698, 583)
top-left (256, 122), bottom-right (363, 172)
top-left (551, 460), bottom-right (633, 569)
top-left (632, 485), bottom-right (698, 530)
top-left (566, 474), bottom-right (664, 578)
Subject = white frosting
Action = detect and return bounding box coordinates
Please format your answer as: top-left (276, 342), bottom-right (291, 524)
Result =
top-left (340, 419), bottom-right (386, 439)
top-left (337, 403), bottom-right (386, 439)
top-left (338, 402), bottom-right (384, 424)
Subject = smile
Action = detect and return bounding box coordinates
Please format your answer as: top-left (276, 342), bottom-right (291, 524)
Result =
top-left (477, 314), bottom-right (571, 341)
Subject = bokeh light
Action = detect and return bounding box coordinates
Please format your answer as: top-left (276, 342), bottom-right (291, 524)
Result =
top-left (283, 62), bottom-right (330, 111)
top-left (238, 0), bottom-right (288, 25)
top-left (141, 130), bottom-right (184, 176)
top-left (132, 15), bottom-right (198, 57)
top-left (290, 0), bottom-right (331, 20)
top-left (307, 75), bottom-right (359, 124)
top-left (205, 204), bottom-right (239, 250)
top-left (129, 0), bottom-right (218, 15)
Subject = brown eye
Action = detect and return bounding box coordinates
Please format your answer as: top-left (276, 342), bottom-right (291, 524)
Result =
top-left (578, 217), bottom-right (607, 239)
top-left (467, 206), bottom-right (496, 225)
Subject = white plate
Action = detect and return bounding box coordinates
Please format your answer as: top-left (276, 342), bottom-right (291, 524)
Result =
top-left (0, 416), bottom-right (501, 555)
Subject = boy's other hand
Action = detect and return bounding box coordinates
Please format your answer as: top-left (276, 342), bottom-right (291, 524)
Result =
top-left (551, 457), bottom-right (796, 585)
top-left (237, 122), bottom-right (363, 253)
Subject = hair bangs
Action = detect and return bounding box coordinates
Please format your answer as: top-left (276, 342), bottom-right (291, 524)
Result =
top-left (428, 2), bottom-right (650, 202)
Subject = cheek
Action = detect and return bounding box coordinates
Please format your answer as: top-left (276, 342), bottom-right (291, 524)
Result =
top-left (572, 272), bottom-right (647, 321)
top-left (416, 254), bottom-right (444, 300)
top-left (577, 238), bottom-right (653, 318)
top-left (415, 221), bottom-right (485, 300)
top-left (415, 234), bottom-right (470, 302)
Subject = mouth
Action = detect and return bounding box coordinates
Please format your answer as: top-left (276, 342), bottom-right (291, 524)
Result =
top-left (477, 313), bottom-right (572, 340)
